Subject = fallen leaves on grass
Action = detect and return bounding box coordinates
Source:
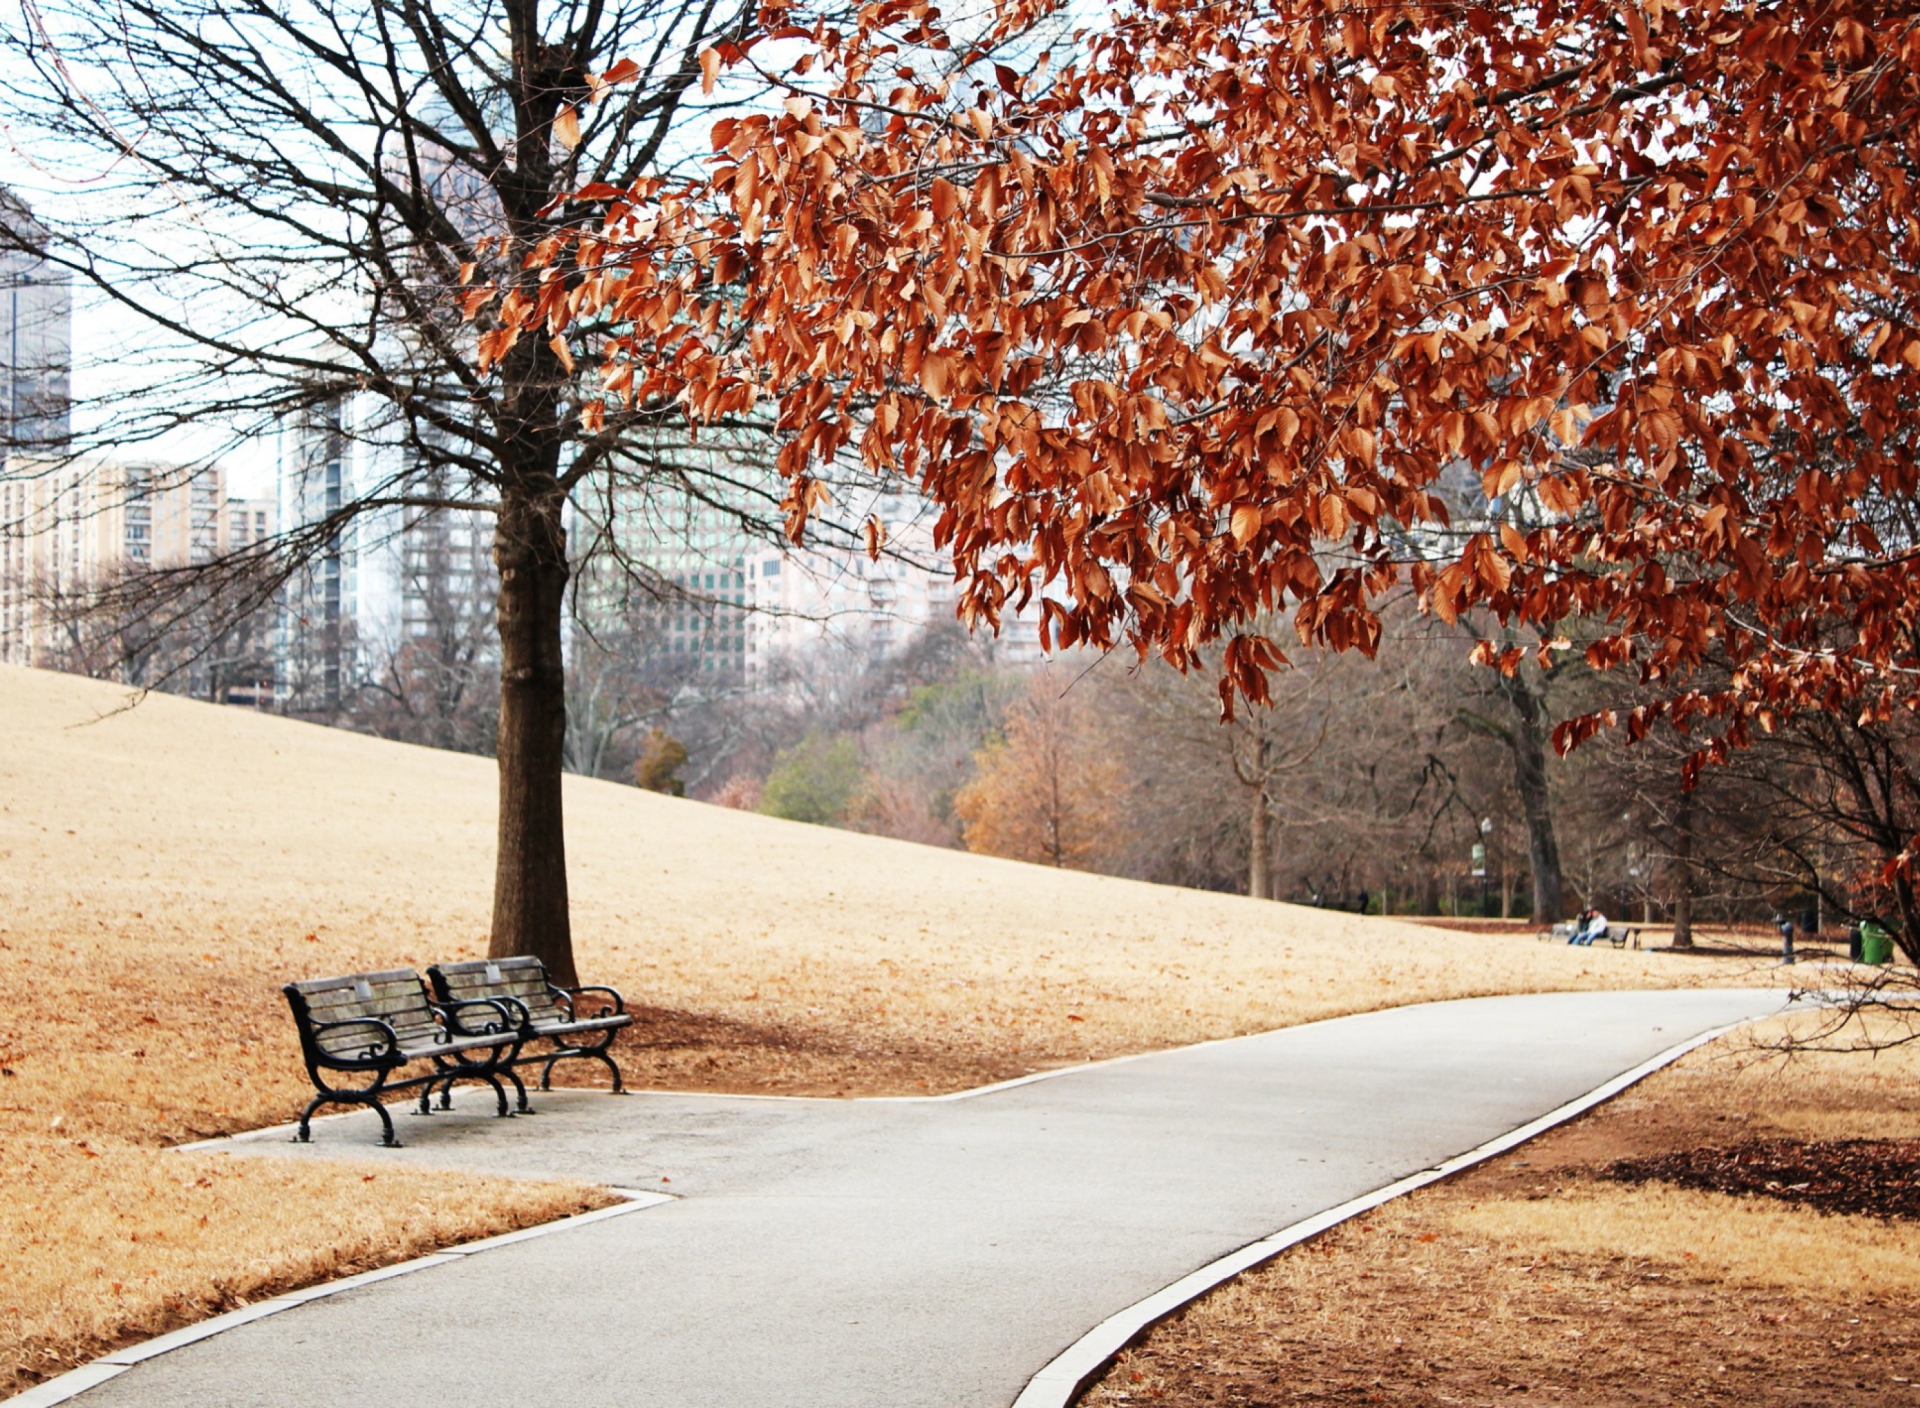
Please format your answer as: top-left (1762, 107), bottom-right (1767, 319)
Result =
top-left (1603, 1139), bottom-right (1920, 1221)
top-left (1085, 1200), bottom-right (1920, 1407)
top-left (1450, 1184), bottom-right (1920, 1299)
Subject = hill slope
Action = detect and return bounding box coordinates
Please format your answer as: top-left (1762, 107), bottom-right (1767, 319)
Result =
top-left (0, 662), bottom-right (1753, 1119)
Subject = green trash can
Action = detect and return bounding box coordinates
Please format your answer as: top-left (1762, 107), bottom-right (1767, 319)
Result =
top-left (1861, 919), bottom-right (1895, 966)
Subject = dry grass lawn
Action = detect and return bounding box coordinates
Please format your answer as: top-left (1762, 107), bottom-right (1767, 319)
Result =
top-left (3, 1142), bottom-right (608, 1393)
top-left (1083, 1015), bottom-right (1920, 1407)
top-left (0, 663), bottom-right (1787, 1397)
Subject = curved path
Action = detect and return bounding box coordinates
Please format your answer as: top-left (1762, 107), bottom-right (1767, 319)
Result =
top-left (72, 988), bottom-right (1783, 1408)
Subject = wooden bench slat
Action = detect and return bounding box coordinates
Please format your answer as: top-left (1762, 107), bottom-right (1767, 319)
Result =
top-left (288, 969), bottom-right (419, 994)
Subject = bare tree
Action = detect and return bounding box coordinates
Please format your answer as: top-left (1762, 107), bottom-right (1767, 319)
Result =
top-left (0, 0), bottom-right (879, 981)
top-left (1105, 642), bottom-right (1339, 899)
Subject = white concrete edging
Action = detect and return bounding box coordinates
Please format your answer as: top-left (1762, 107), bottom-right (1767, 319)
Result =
top-left (8, 1190), bottom-right (674, 1408)
top-left (1010, 1018), bottom-right (1752, 1408)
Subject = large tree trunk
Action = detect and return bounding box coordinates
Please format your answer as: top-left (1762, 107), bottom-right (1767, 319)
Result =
top-left (1496, 671), bottom-right (1566, 922)
top-left (489, 486), bottom-right (576, 986)
top-left (1670, 787), bottom-right (1695, 949)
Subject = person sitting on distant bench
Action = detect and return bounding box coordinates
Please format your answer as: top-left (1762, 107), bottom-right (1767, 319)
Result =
top-left (1570, 908), bottom-right (1609, 945)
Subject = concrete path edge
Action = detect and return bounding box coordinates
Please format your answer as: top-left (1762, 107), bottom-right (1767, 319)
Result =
top-left (7, 1191), bottom-right (676, 1408)
top-left (1009, 1017), bottom-right (1755, 1408)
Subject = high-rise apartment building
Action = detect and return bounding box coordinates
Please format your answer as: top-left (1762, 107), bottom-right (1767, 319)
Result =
top-left (576, 453), bottom-right (1046, 695)
top-left (275, 402), bottom-right (359, 710)
top-left (566, 434), bottom-right (767, 689)
top-left (0, 188), bottom-right (70, 460)
top-left (0, 456), bottom-right (273, 677)
top-left (742, 490), bottom-right (1048, 689)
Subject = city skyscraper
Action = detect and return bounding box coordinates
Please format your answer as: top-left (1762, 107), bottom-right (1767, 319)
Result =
top-left (276, 401), bottom-right (358, 710)
top-left (0, 188), bottom-right (71, 459)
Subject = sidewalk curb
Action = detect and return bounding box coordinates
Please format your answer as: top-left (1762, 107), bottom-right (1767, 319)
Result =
top-left (8, 1190), bottom-right (674, 1408)
top-left (1009, 1018), bottom-right (1756, 1408)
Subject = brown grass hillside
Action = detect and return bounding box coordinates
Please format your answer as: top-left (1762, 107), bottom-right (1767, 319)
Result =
top-left (0, 663), bottom-right (1777, 1395)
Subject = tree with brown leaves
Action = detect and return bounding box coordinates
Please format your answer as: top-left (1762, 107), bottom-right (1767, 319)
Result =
top-left (507, 0), bottom-right (1920, 950)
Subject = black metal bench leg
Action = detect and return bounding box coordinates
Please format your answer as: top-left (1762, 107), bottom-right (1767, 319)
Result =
top-left (295, 1069), bottom-right (402, 1147)
top-left (483, 1073), bottom-right (512, 1117)
top-left (503, 1066), bottom-right (534, 1113)
top-left (294, 1093), bottom-right (330, 1143)
top-left (536, 1043), bottom-right (627, 1094)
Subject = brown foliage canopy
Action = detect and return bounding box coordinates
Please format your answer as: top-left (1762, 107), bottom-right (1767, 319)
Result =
top-left (496, 1), bottom-right (1920, 797)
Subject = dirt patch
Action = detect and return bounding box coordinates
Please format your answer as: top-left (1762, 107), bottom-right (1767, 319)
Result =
top-left (1080, 1015), bottom-right (1920, 1408)
top-left (1603, 1140), bottom-right (1920, 1221)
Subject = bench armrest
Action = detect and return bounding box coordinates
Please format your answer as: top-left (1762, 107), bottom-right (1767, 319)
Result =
top-left (434, 997), bottom-right (520, 1038)
top-left (557, 984), bottom-right (625, 1019)
top-left (305, 1016), bottom-right (400, 1062)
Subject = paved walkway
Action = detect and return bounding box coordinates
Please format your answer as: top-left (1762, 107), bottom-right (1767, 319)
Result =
top-left (81, 989), bottom-right (1783, 1408)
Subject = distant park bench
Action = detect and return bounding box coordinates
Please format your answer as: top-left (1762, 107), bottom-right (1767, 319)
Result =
top-left (1535, 921), bottom-right (1642, 949)
top-left (429, 957), bottom-right (633, 1094)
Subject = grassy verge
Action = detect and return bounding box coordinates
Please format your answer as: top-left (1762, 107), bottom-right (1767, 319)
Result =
top-left (1082, 1013), bottom-right (1920, 1407)
top-left (2, 1142), bottom-right (608, 1396)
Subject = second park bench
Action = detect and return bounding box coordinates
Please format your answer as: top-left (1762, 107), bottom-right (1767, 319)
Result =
top-left (428, 956), bottom-right (633, 1095)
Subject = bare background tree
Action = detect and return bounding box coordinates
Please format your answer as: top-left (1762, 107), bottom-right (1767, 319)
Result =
top-left (0, 0), bottom-right (908, 980)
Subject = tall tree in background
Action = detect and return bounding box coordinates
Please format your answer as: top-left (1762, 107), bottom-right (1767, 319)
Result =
top-left (1108, 641), bottom-right (1340, 899)
top-left (1453, 635), bottom-right (1572, 923)
top-left (0, 0), bottom-right (861, 983)
top-left (522, 0), bottom-right (1920, 951)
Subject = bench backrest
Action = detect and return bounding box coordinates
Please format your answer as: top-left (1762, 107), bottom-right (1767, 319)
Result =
top-left (285, 968), bottom-right (441, 1059)
top-left (430, 957), bottom-right (565, 1025)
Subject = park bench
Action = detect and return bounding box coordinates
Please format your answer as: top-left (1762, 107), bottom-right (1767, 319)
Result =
top-left (428, 956), bottom-right (632, 1095)
top-left (283, 968), bottom-right (525, 1147)
top-left (1535, 921), bottom-right (1642, 949)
